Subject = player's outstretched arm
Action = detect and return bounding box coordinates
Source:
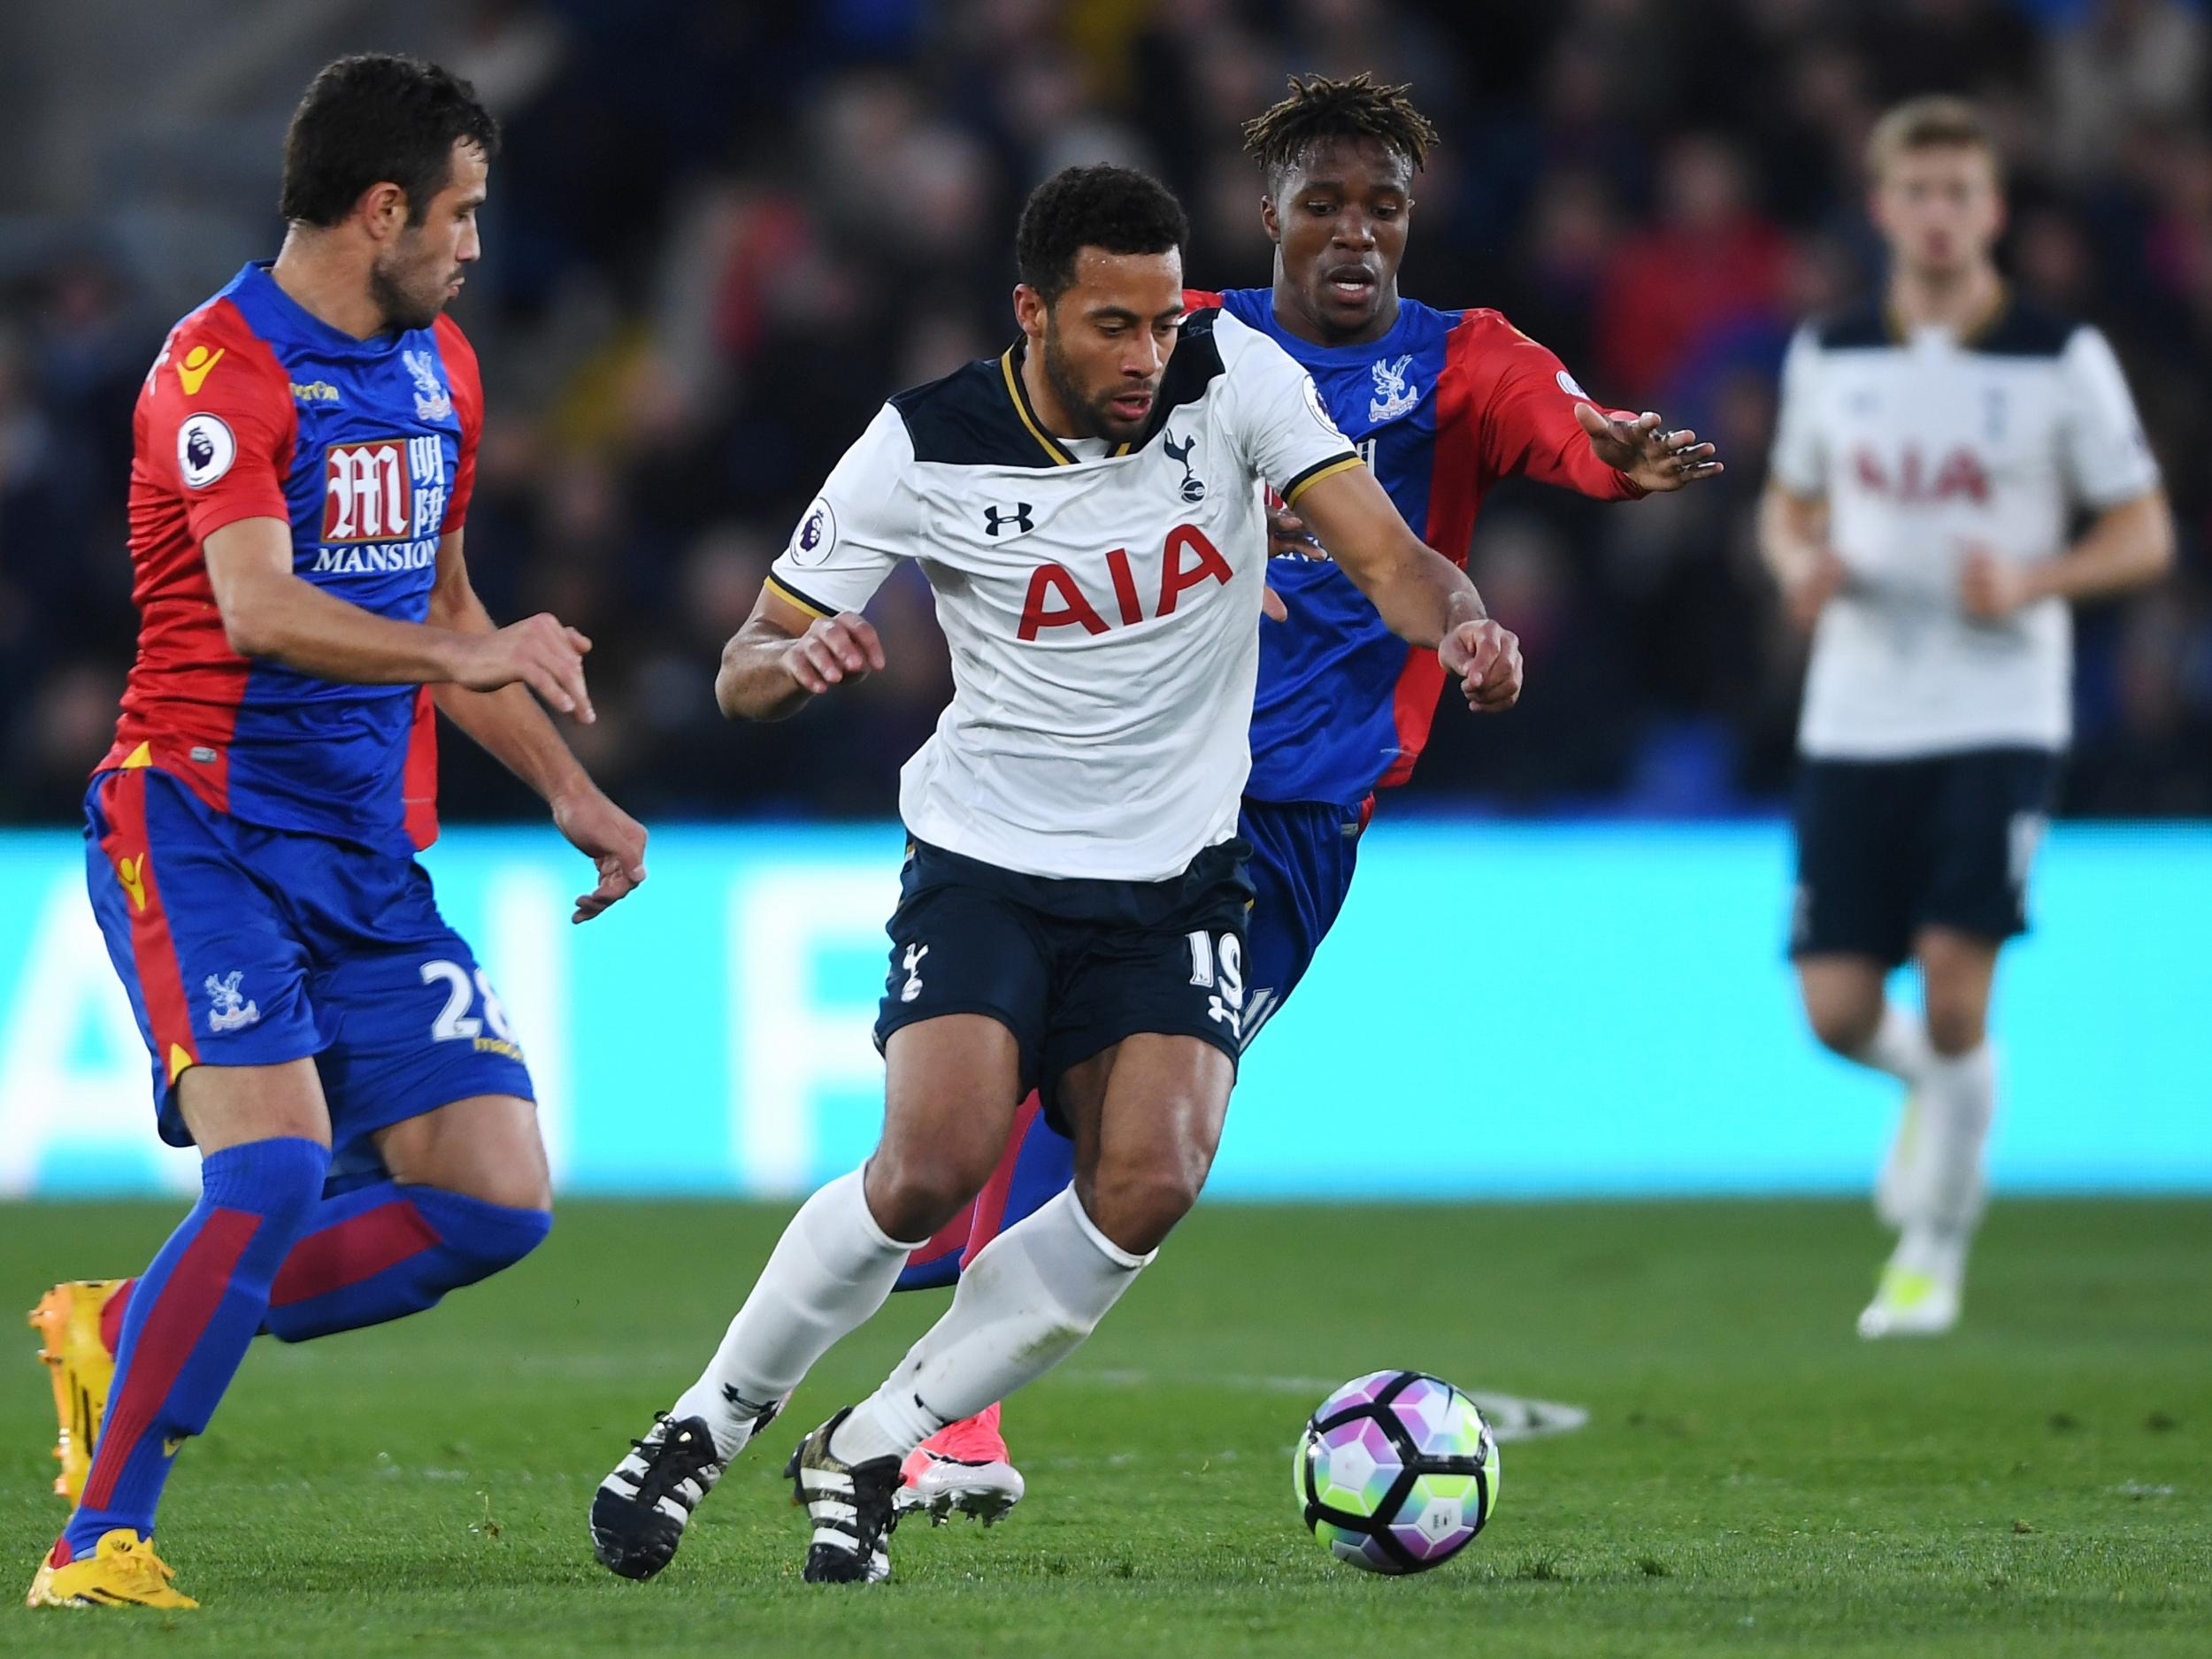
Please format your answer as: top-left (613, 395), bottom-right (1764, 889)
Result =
top-left (1958, 489), bottom-right (2174, 618)
top-left (425, 530), bottom-right (646, 922)
top-left (716, 587), bottom-right (886, 723)
top-left (1571, 403), bottom-right (1723, 492)
top-left (1454, 319), bottom-right (1716, 498)
top-left (1291, 465), bottom-right (1523, 713)
top-left (204, 517), bottom-right (595, 711)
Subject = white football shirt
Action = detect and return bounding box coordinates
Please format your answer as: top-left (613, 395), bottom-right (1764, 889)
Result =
top-left (767, 307), bottom-right (1361, 881)
top-left (1770, 296), bottom-right (2159, 758)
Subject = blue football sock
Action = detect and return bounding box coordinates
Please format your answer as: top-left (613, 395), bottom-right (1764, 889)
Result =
top-left (260, 1181), bottom-right (550, 1343)
top-left (63, 1136), bottom-right (327, 1556)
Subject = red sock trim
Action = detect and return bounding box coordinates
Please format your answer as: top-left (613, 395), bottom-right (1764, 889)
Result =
top-left (81, 1209), bottom-right (260, 1511)
top-left (269, 1200), bottom-right (441, 1309)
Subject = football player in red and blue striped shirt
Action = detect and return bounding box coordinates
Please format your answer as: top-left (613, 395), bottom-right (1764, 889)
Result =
top-left (27, 55), bottom-right (645, 1611)
top-left (890, 74), bottom-right (1723, 1523)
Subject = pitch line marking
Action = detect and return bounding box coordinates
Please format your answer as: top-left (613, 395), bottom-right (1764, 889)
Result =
top-left (1070, 1369), bottom-right (1591, 1440)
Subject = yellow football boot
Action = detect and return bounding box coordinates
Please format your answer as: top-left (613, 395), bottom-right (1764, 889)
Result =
top-left (26, 1531), bottom-right (196, 1610)
top-left (27, 1280), bottom-right (123, 1503)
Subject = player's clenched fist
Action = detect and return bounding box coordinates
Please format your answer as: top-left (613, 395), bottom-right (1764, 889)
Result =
top-left (1784, 548), bottom-right (1850, 633)
top-left (1957, 541), bottom-right (2033, 620)
top-left (455, 612), bottom-right (596, 722)
top-left (1440, 618), bottom-right (1522, 712)
top-left (782, 611), bottom-right (887, 695)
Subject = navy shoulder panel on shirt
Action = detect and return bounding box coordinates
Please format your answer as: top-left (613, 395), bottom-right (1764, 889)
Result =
top-left (1970, 299), bottom-right (2081, 359)
top-left (1809, 295), bottom-right (2082, 358)
top-left (1133, 306), bottom-right (1225, 445)
top-left (889, 316), bottom-right (1227, 466)
top-left (889, 352), bottom-right (1064, 469)
top-left (1812, 300), bottom-right (1892, 351)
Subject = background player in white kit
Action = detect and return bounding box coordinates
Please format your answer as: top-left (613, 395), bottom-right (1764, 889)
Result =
top-left (589, 165), bottom-right (1521, 1583)
top-left (1761, 97), bottom-right (2171, 1340)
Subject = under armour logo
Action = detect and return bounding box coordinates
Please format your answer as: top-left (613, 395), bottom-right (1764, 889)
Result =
top-left (983, 503), bottom-right (1033, 537)
top-left (1164, 430), bottom-right (1205, 503)
top-left (901, 942), bottom-right (929, 1002)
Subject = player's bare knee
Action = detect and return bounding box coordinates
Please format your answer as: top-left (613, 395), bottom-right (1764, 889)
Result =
top-left (451, 1164), bottom-right (554, 1213)
top-left (1799, 975), bottom-right (1883, 1055)
top-left (1796, 958), bottom-right (1888, 1058)
top-left (1086, 1146), bottom-right (1210, 1256)
top-left (1086, 1181), bottom-right (1188, 1257)
top-left (470, 1132), bottom-right (554, 1212)
top-left (402, 1147), bottom-right (552, 1214)
top-left (864, 1140), bottom-right (992, 1242)
top-left (1915, 934), bottom-right (1996, 1056)
top-left (1800, 979), bottom-right (1882, 1055)
top-left (177, 1059), bottom-right (334, 1155)
top-left (1922, 1000), bottom-right (1987, 1056)
top-left (1805, 1002), bottom-right (1879, 1056)
top-left (374, 1094), bottom-right (550, 1211)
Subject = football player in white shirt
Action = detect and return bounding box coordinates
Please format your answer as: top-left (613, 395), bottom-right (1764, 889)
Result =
top-left (1760, 97), bottom-right (2172, 1340)
top-left (590, 165), bottom-right (1523, 1585)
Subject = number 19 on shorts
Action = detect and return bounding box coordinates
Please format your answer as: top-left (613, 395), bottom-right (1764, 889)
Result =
top-left (1187, 931), bottom-right (1246, 1038)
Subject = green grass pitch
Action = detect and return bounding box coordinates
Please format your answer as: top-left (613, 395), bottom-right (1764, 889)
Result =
top-left (0, 1197), bottom-right (2205, 1657)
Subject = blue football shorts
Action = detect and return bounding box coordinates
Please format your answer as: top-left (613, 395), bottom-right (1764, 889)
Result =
top-left (83, 764), bottom-right (534, 1169)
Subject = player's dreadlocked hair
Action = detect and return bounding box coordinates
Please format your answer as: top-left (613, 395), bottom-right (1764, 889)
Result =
top-left (1016, 165), bottom-right (1189, 303)
top-left (1241, 73), bottom-right (1440, 191)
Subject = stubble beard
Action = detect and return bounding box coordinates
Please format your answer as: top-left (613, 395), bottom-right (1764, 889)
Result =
top-left (1042, 321), bottom-right (1141, 443)
top-left (369, 245), bottom-right (447, 334)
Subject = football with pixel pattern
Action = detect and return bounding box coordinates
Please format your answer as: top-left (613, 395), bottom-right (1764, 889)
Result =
top-left (1294, 1370), bottom-right (1500, 1573)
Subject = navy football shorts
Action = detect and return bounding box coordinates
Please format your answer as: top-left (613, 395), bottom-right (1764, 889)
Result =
top-left (1790, 747), bottom-right (2060, 967)
top-left (873, 833), bottom-right (1256, 1129)
top-left (888, 793), bottom-right (1371, 1291)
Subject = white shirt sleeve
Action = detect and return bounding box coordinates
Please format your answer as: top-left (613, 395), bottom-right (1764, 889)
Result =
top-left (2058, 326), bottom-right (2161, 509)
top-left (1767, 324), bottom-right (1827, 496)
top-left (766, 404), bottom-right (920, 617)
top-left (1212, 312), bottom-right (1361, 506)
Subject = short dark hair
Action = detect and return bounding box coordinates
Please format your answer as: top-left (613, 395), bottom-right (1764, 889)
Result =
top-left (1015, 165), bottom-right (1188, 303)
top-left (1241, 73), bottom-right (1440, 192)
top-left (280, 54), bottom-right (500, 228)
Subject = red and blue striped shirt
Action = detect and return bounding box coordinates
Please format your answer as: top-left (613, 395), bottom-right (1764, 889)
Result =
top-left (103, 262), bottom-right (482, 856)
top-left (1187, 288), bottom-right (1641, 804)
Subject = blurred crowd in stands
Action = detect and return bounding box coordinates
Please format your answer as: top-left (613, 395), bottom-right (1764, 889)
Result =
top-left (2, 0), bottom-right (2208, 824)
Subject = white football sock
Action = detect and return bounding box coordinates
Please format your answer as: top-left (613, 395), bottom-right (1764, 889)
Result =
top-left (1897, 1040), bottom-right (1996, 1273)
top-left (830, 1187), bottom-right (1151, 1465)
top-left (1893, 1222), bottom-right (1970, 1287)
top-left (1851, 1002), bottom-right (1932, 1084)
top-left (673, 1168), bottom-right (927, 1458)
